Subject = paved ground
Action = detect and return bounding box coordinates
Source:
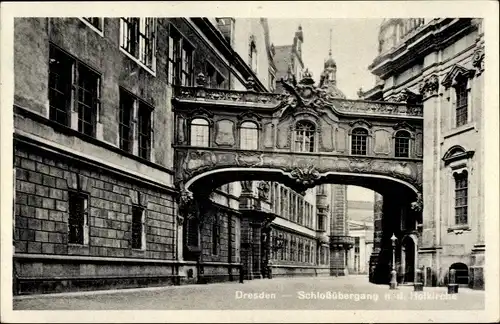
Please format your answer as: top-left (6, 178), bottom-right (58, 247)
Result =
top-left (13, 275), bottom-right (484, 310)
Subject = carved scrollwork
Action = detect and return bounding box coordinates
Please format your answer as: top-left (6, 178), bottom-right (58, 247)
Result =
top-left (419, 74), bottom-right (439, 98)
top-left (472, 46), bottom-right (485, 75)
top-left (288, 165), bottom-right (321, 187)
top-left (257, 181), bottom-right (271, 200)
top-left (410, 193), bottom-right (423, 212)
top-left (178, 188), bottom-right (195, 224)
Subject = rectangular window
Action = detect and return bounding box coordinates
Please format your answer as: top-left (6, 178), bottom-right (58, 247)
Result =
top-left (76, 63), bottom-right (100, 136)
top-left (181, 44), bottom-right (193, 86)
top-left (49, 46), bottom-right (73, 127)
top-left (454, 174), bottom-right (468, 225)
top-left (68, 191), bottom-right (89, 245)
top-left (119, 89), bottom-right (134, 152)
top-left (455, 83), bottom-right (468, 127)
top-left (318, 215), bottom-right (325, 231)
top-left (138, 102), bottom-right (153, 160)
top-left (120, 18), bottom-right (156, 70)
top-left (49, 45), bottom-right (101, 136)
top-left (131, 205), bottom-right (145, 249)
top-left (82, 17), bottom-right (103, 31)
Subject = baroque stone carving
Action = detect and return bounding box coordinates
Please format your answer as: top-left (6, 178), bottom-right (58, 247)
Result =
top-left (178, 188), bottom-right (195, 223)
top-left (419, 74), bottom-right (439, 98)
top-left (288, 165), bottom-right (321, 187)
top-left (472, 46), bottom-right (485, 75)
top-left (257, 181), bottom-right (270, 200)
top-left (411, 193), bottom-right (423, 212)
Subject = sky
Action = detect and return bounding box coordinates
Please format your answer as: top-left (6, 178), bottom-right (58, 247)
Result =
top-left (267, 18), bottom-right (382, 99)
top-left (268, 19), bottom-right (380, 201)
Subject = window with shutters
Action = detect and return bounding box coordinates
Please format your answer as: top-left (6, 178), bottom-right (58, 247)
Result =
top-left (68, 191), bottom-right (89, 245)
top-left (131, 205), bottom-right (145, 249)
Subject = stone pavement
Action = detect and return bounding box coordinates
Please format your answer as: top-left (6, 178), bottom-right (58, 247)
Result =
top-left (13, 275), bottom-right (484, 310)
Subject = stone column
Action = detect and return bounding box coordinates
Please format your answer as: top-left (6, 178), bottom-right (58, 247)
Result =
top-left (418, 72), bottom-right (441, 285)
top-left (470, 35), bottom-right (485, 290)
top-left (329, 185), bottom-right (348, 276)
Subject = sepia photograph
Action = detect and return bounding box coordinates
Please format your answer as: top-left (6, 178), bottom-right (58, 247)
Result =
top-left (1, 1), bottom-right (498, 323)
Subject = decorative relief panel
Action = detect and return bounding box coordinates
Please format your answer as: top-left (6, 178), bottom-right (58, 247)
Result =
top-left (215, 119), bottom-right (235, 147)
top-left (320, 118), bottom-right (334, 152)
top-left (336, 127), bottom-right (347, 153)
top-left (373, 129), bottom-right (391, 155)
top-left (276, 117), bottom-right (292, 149)
top-left (263, 122), bottom-right (274, 149)
top-left (176, 115), bottom-right (187, 145)
top-left (176, 148), bottom-right (423, 193)
top-left (415, 132), bottom-right (423, 157)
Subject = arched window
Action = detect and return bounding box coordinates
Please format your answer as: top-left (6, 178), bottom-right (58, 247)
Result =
top-left (395, 130), bottom-right (411, 158)
top-left (454, 171), bottom-right (468, 225)
top-left (249, 37), bottom-right (257, 73)
top-left (294, 120), bottom-right (315, 152)
top-left (240, 121), bottom-right (258, 150)
top-left (190, 118), bottom-right (209, 147)
top-left (351, 128), bottom-right (368, 155)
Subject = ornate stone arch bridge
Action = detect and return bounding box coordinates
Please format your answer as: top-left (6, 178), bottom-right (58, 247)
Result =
top-left (172, 76), bottom-right (424, 283)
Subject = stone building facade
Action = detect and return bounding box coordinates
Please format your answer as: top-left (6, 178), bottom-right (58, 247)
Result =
top-left (12, 17), bottom-right (267, 294)
top-left (363, 18), bottom-right (485, 288)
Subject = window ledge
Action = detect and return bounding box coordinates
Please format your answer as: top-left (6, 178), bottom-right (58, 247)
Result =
top-left (79, 18), bottom-right (104, 37)
top-left (447, 225), bottom-right (471, 234)
top-left (442, 122), bottom-right (477, 141)
top-left (119, 47), bottom-right (156, 77)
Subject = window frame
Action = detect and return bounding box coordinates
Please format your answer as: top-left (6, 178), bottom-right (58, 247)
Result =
top-left (137, 100), bottom-right (153, 160)
top-left (68, 190), bottom-right (89, 246)
top-left (239, 121), bottom-right (259, 150)
top-left (453, 171), bottom-right (468, 226)
top-left (48, 44), bottom-right (101, 137)
top-left (80, 17), bottom-right (104, 36)
top-left (119, 17), bottom-right (157, 75)
top-left (294, 120), bottom-right (316, 153)
top-left (351, 128), bottom-right (369, 156)
top-left (131, 205), bottom-right (146, 250)
top-left (394, 130), bottom-right (411, 158)
top-left (190, 118), bottom-right (211, 147)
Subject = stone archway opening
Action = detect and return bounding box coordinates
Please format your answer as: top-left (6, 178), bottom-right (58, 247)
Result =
top-left (450, 262), bottom-right (469, 286)
top-left (401, 235), bottom-right (417, 284)
top-left (177, 166), bottom-right (422, 284)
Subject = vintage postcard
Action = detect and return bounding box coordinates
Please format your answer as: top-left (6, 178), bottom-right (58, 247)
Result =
top-left (1, 1), bottom-right (498, 323)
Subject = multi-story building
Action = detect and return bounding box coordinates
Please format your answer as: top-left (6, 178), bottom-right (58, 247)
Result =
top-left (12, 17), bottom-right (268, 295)
top-left (363, 18), bottom-right (485, 288)
top-left (346, 200), bottom-right (374, 275)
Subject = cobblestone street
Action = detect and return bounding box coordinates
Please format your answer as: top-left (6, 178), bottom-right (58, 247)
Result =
top-left (14, 275), bottom-right (484, 310)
